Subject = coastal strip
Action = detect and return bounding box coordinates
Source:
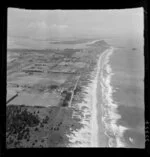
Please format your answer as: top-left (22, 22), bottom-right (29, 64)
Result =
top-left (65, 50), bottom-right (105, 147)
top-left (66, 47), bottom-right (114, 147)
top-left (66, 68), bottom-right (97, 147)
top-left (90, 48), bottom-right (112, 146)
top-left (99, 47), bottom-right (128, 147)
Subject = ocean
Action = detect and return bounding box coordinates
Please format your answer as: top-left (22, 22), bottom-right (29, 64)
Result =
top-left (100, 39), bottom-right (144, 148)
top-left (64, 37), bottom-right (144, 148)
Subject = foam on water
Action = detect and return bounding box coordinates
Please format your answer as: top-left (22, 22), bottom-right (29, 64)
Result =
top-left (100, 47), bottom-right (128, 147)
top-left (66, 47), bottom-right (128, 147)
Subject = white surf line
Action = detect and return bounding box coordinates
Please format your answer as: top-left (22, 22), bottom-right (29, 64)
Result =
top-left (99, 47), bottom-right (128, 147)
top-left (67, 47), bottom-right (127, 147)
top-left (90, 47), bottom-right (117, 147)
top-left (66, 47), bottom-right (113, 147)
top-left (89, 48), bottom-right (112, 146)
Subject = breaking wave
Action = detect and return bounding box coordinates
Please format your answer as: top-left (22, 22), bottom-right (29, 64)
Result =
top-left (66, 47), bottom-right (128, 147)
top-left (100, 47), bottom-right (128, 147)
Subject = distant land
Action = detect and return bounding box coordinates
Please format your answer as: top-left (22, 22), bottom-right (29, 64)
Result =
top-left (50, 39), bottom-right (94, 45)
top-left (87, 40), bottom-right (110, 47)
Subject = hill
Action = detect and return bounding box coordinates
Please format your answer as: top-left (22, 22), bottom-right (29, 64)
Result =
top-left (87, 40), bottom-right (110, 48)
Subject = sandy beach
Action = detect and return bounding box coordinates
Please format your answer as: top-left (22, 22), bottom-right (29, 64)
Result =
top-left (6, 8), bottom-right (144, 149)
top-left (97, 66), bottom-right (109, 146)
top-left (96, 48), bottom-right (113, 147)
top-left (64, 47), bottom-right (112, 147)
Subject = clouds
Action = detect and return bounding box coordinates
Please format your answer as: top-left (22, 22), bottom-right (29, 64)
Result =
top-left (27, 21), bottom-right (69, 34)
top-left (50, 24), bottom-right (68, 30)
top-left (26, 22), bottom-right (69, 38)
top-left (8, 8), bottom-right (143, 40)
top-left (28, 21), bottom-right (49, 30)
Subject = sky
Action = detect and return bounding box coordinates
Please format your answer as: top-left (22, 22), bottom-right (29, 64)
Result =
top-left (8, 8), bottom-right (144, 40)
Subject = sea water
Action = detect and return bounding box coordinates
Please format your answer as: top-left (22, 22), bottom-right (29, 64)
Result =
top-left (100, 41), bottom-right (144, 148)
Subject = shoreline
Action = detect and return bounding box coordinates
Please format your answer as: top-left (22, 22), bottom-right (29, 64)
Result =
top-left (96, 48), bottom-right (112, 147)
top-left (97, 47), bottom-right (128, 147)
top-left (65, 48), bottom-right (112, 147)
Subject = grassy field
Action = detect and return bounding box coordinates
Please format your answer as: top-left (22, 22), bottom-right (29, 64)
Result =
top-left (6, 40), bottom-right (109, 148)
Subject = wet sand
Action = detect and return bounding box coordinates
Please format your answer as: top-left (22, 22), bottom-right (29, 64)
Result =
top-left (97, 75), bottom-right (108, 147)
top-left (96, 48), bottom-right (111, 147)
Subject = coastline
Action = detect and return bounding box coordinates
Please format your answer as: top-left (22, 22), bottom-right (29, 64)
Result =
top-left (96, 45), bottom-right (144, 148)
top-left (97, 71), bottom-right (109, 147)
top-left (98, 47), bottom-right (129, 147)
top-left (7, 45), bottom-right (131, 148)
top-left (65, 47), bottom-right (112, 147)
top-left (108, 47), bottom-right (145, 148)
top-left (96, 48), bottom-right (112, 147)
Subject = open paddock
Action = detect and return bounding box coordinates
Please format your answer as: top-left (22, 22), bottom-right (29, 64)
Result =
top-left (7, 92), bottom-right (61, 107)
